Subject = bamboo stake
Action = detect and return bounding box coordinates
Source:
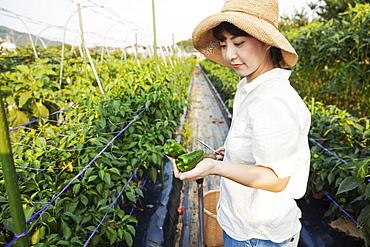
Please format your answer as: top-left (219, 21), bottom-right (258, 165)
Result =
top-left (152, 0), bottom-right (159, 76)
top-left (77, 4), bottom-right (104, 95)
top-left (0, 91), bottom-right (29, 247)
top-left (77, 4), bottom-right (89, 82)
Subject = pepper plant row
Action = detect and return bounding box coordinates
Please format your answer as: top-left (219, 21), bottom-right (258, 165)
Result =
top-left (0, 46), bottom-right (195, 246)
top-left (285, 3), bottom-right (370, 118)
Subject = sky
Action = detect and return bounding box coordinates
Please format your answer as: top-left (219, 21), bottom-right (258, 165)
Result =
top-left (0, 0), bottom-right (315, 48)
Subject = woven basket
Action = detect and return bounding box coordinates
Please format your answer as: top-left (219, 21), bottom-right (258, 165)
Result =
top-left (204, 190), bottom-right (223, 247)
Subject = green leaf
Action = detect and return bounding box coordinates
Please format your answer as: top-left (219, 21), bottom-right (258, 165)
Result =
top-left (63, 212), bottom-right (77, 222)
top-left (8, 108), bottom-right (29, 128)
top-left (34, 243), bottom-right (46, 247)
top-left (127, 142), bottom-right (138, 149)
top-left (84, 168), bottom-right (95, 177)
top-left (88, 175), bottom-right (98, 183)
top-left (126, 192), bottom-right (136, 203)
top-left (109, 167), bottom-right (121, 175)
top-left (336, 176), bottom-right (365, 194)
top-left (89, 138), bottom-right (103, 146)
top-left (123, 230), bottom-right (133, 247)
top-left (80, 194), bottom-right (89, 206)
top-left (19, 92), bottom-right (33, 108)
top-left (107, 226), bottom-right (118, 245)
top-left (56, 240), bottom-right (70, 245)
top-left (6, 96), bottom-right (15, 105)
top-left (86, 226), bottom-right (96, 231)
top-left (61, 220), bottom-right (72, 240)
top-left (70, 236), bottom-right (84, 245)
top-left (103, 172), bottom-right (111, 185)
top-left (355, 159), bottom-right (369, 179)
top-left (135, 188), bottom-right (144, 198)
top-left (366, 184), bottom-right (370, 200)
top-left (31, 228), bottom-right (41, 244)
top-left (149, 166), bottom-right (157, 184)
top-left (45, 127), bottom-right (56, 138)
top-left (81, 215), bottom-right (92, 224)
top-left (3, 219), bottom-right (13, 232)
top-left (126, 224), bottom-right (136, 235)
top-left (17, 65), bottom-right (30, 74)
top-left (98, 170), bottom-right (105, 181)
top-left (73, 184), bottom-right (81, 195)
top-left (358, 205), bottom-right (370, 247)
top-left (35, 137), bottom-right (46, 148)
top-left (32, 102), bottom-right (49, 118)
top-left (23, 204), bottom-right (36, 220)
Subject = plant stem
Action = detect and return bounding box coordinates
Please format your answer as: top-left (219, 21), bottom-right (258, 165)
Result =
top-left (0, 91), bottom-right (29, 246)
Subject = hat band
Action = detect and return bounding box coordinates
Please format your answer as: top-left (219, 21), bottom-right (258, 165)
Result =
top-left (221, 9), bottom-right (278, 29)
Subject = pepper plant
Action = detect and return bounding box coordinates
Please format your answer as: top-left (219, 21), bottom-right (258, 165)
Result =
top-left (0, 44), bottom-right (195, 246)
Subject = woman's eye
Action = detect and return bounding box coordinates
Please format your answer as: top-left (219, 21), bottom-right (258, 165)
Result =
top-left (235, 42), bottom-right (244, 47)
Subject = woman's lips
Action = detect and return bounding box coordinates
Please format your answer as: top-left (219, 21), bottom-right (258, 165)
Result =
top-left (231, 64), bottom-right (243, 69)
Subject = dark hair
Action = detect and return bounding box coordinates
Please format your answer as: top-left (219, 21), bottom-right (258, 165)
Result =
top-left (212, 22), bottom-right (283, 68)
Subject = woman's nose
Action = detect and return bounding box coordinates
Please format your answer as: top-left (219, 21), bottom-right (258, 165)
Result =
top-left (224, 46), bottom-right (237, 61)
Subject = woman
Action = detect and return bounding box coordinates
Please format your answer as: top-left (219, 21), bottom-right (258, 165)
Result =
top-left (170, 0), bottom-right (311, 246)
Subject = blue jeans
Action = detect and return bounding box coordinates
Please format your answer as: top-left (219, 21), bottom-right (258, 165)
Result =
top-left (223, 231), bottom-right (299, 247)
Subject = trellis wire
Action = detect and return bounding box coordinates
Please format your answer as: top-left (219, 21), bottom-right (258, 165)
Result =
top-left (83, 166), bottom-right (141, 247)
top-left (5, 103), bottom-right (151, 246)
top-left (308, 136), bottom-right (348, 164)
top-left (8, 103), bottom-right (76, 132)
top-left (129, 173), bottom-right (149, 216)
top-left (308, 136), bottom-right (364, 227)
top-left (309, 178), bottom-right (360, 227)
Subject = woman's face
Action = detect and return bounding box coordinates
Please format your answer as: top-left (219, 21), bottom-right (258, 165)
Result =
top-left (219, 31), bottom-right (273, 81)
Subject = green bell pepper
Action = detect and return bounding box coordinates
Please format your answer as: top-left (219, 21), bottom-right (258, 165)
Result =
top-left (176, 150), bottom-right (204, 172)
top-left (163, 139), bottom-right (187, 158)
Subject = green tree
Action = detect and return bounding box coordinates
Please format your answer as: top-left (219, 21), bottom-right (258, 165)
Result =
top-left (314, 0), bottom-right (370, 20)
top-left (176, 39), bottom-right (194, 53)
top-left (279, 8), bottom-right (310, 33)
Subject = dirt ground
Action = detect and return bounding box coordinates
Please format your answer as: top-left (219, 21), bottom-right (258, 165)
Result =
top-left (174, 65), bottom-right (228, 247)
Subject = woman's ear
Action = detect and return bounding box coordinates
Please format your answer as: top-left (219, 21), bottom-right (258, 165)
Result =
top-left (265, 44), bottom-right (272, 51)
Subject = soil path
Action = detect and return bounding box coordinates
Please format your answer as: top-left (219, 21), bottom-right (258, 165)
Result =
top-left (176, 64), bottom-right (229, 247)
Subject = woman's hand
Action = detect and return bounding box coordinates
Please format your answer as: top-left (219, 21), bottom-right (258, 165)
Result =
top-left (214, 146), bottom-right (225, 160)
top-left (166, 155), bottom-right (182, 179)
top-left (167, 155), bottom-right (216, 182)
top-left (178, 158), bottom-right (215, 181)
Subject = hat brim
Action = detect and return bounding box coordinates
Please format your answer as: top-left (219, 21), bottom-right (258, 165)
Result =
top-left (192, 12), bottom-right (298, 68)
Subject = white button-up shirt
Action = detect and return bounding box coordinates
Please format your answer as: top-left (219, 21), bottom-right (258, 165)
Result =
top-left (217, 68), bottom-right (311, 242)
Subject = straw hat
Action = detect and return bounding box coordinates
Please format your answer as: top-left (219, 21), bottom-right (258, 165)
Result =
top-left (192, 0), bottom-right (298, 68)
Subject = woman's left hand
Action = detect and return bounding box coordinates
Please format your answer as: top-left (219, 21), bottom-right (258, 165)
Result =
top-left (175, 158), bottom-right (216, 182)
top-left (166, 155), bottom-right (182, 179)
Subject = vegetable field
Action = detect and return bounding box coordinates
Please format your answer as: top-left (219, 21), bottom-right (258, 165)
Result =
top-left (286, 3), bottom-right (370, 118)
top-left (0, 44), bottom-right (196, 246)
top-left (0, 1), bottom-right (369, 247)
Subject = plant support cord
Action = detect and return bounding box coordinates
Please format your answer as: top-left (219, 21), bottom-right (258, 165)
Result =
top-left (5, 103), bottom-right (151, 246)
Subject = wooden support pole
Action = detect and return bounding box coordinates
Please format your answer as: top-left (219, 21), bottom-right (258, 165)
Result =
top-left (0, 91), bottom-right (29, 247)
top-left (152, 0), bottom-right (159, 76)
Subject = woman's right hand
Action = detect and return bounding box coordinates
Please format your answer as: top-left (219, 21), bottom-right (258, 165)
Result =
top-left (214, 146), bottom-right (225, 160)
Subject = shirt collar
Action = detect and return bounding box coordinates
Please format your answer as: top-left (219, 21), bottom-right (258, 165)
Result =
top-left (237, 68), bottom-right (291, 94)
